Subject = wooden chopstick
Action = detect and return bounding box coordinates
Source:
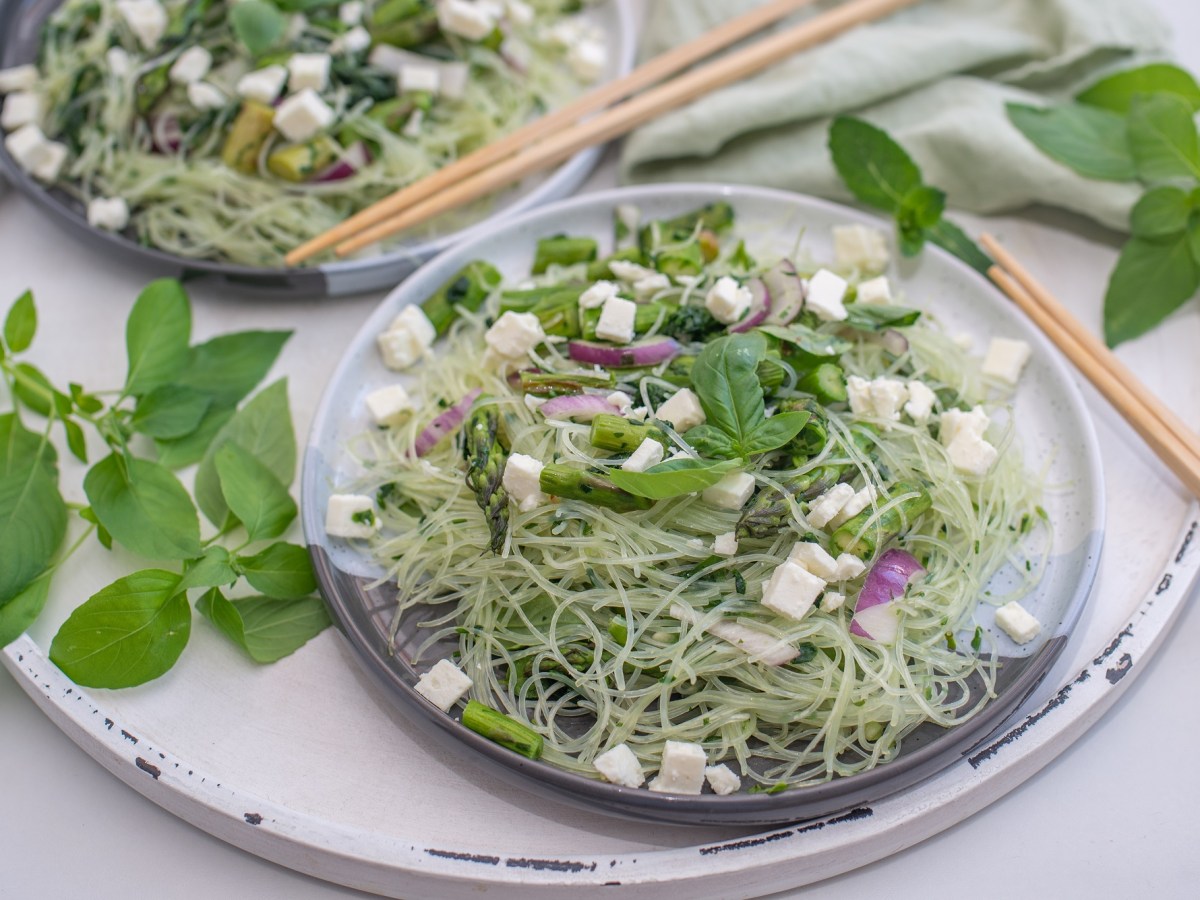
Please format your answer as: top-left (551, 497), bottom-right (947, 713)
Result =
top-left (284, 0), bottom-right (823, 266)
top-left (981, 233), bottom-right (1200, 499)
top-left (326, 0), bottom-right (921, 259)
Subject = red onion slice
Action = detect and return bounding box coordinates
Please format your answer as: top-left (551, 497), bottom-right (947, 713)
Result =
top-left (539, 394), bottom-right (620, 422)
top-left (728, 277), bottom-right (771, 333)
top-left (412, 388), bottom-right (481, 457)
top-left (850, 548), bottom-right (924, 642)
top-left (150, 114), bottom-right (183, 153)
top-left (762, 261), bottom-right (805, 326)
top-left (879, 328), bottom-right (909, 356)
top-left (567, 338), bottom-right (680, 368)
top-left (314, 141), bottom-right (372, 182)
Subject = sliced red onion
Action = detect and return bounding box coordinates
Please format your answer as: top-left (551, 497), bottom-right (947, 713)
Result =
top-left (314, 141), bottom-right (372, 182)
top-left (413, 388), bottom-right (481, 457)
top-left (729, 277), bottom-right (770, 333)
top-left (762, 261), bottom-right (805, 326)
top-left (850, 548), bottom-right (924, 643)
top-left (150, 114), bottom-right (182, 153)
top-left (539, 393), bottom-right (619, 422)
top-left (880, 329), bottom-right (909, 356)
top-left (567, 337), bottom-right (680, 368)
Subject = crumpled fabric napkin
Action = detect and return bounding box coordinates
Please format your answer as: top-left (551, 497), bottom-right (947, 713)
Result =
top-left (619, 0), bottom-right (1171, 232)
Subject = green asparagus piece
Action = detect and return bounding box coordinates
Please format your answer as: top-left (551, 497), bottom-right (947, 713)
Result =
top-left (796, 363), bottom-right (848, 405)
top-left (832, 482), bottom-right (933, 557)
top-left (135, 64), bottom-right (170, 115)
top-left (589, 414), bottom-right (669, 454)
top-left (638, 201), bottom-right (735, 256)
top-left (520, 370), bottom-right (616, 397)
top-left (370, 0), bottom-right (440, 47)
top-left (736, 464), bottom-right (842, 539)
top-left (586, 247), bottom-right (644, 280)
top-left (607, 615), bottom-right (629, 645)
top-left (421, 260), bottom-right (503, 336)
top-left (539, 464), bottom-right (655, 512)
top-left (463, 396), bottom-right (509, 553)
top-left (462, 700), bottom-right (544, 759)
top-left (532, 235), bottom-right (599, 274)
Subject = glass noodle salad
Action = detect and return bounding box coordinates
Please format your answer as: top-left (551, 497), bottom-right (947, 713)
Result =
top-left (326, 202), bottom-right (1050, 795)
top-left (0, 0), bottom-right (604, 266)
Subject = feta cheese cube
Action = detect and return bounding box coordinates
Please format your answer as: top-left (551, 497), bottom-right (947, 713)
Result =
top-left (833, 224), bottom-right (890, 272)
top-left (804, 269), bottom-right (849, 321)
top-left (939, 406), bottom-right (990, 447)
top-left (608, 260), bottom-right (657, 283)
top-left (30, 140), bottom-right (67, 182)
top-left (994, 600), bottom-right (1041, 644)
top-left (339, 1), bottom-right (365, 25)
top-left (568, 39), bottom-right (607, 82)
top-left (821, 590), bottom-right (846, 612)
top-left (400, 63), bottom-right (440, 94)
top-left (606, 391), bottom-right (633, 414)
top-left (946, 430), bottom-right (998, 476)
top-left (704, 764), bottom-right (741, 796)
top-left (788, 541), bottom-right (839, 579)
top-left (595, 295), bottom-right (637, 343)
top-left (833, 553), bottom-right (866, 581)
top-left (273, 88), bottom-right (334, 142)
top-left (1, 92), bottom-right (40, 131)
top-left (953, 332), bottom-right (973, 350)
top-left (364, 384), bottom-right (415, 427)
top-left (5, 123), bottom-right (49, 174)
top-left (237, 65), bottom-right (288, 105)
top-left (503, 452), bottom-right (548, 511)
top-left (169, 46), bottom-right (212, 85)
top-left (622, 437), bottom-right (665, 473)
top-left (648, 740), bottom-right (707, 794)
top-left (846, 375), bottom-right (873, 418)
top-left (806, 483), bottom-right (854, 528)
top-left (904, 381), bottom-right (936, 424)
top-left (437, 0), bottom-right (496, 41)
top-left (288, 53), bottom-right (331, 93)
top-left (654, 387), bottom-right (705, 432)
top-left (829, 484), bottom-right (876, 529)
top-left (702, 471), bottom-right (756, 510)
top-left (631, 273), bottom-right (671, 301)
top-left (578, 280), bottom-right (619, 309)
top-left (712, 531), bottom-right (739, 556)
top-left (982, 337), bottom-right (1032, 385)
top-left (116, 0), bottom-right (168, 50)
top-left (186, 81), bottom-right (226, 110)
top-left (761, 560), bottom-right (825, 621)
top-left (437, 61), bottom-right (469, 99)
top-left (505, 0), bottom-right (535, 26)
top-left (325, 493), bottom-right (379, 539)
top-left (414, 659), bottom-right (472, 711)
top-left (594, 743), bottom-right (645, 788)
top-left (86, 197), bottom-right (130, 231)
top-left (377, 305), bottom-right (437, 370)
top-left (705, 275), bottom-right (752, 324)
top-left (334, 26), bottom-right (372, 55)
top-left (485, 310), bottom-right (545, 358)
top-left (0, 65), bottom-right (37, 94)
top-left (856, 275), bottom-right (892, 305)
top-left (287, 13), bottom-right (309, 41)
top-left (869, 378), bottom-right (909, 424)
top-left (106, 47), bottom-right (132, 78)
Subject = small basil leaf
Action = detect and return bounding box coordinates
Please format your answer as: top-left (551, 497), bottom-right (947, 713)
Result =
top-left (229, 1), bottom-right (287, 58)
top-left (155, 406), bottom-right (235, 470)
top-left (69, 382), bottom-right (104, 414)
top-left (176, 546), bottom-right (238, 594)
top-left (744, 410), bottom-right (810, 455)
top-left (1127, 93), bottom-right (1200, 184)
top-left (124, 279), bottom-right (191, 396)
top-left (681, 424), bottom-right (738, 460)
top-left (1006, 102), bottom-right (1136, 182)
top-left (84, 454), bottom-right (201, 560)
top-left (4, 290), bottom-right (36, 353)
top-left (827, 116), bottom-right (922, 213)
top-left (609, 457), bottom-right (743, 499)
top-left (173, 330), bottom-right (291, 408)
top-left (131, 385), bottom-right (212, 439)
top-left (927, 218), bottom-right (994, 275)
top-left (0, 575), bottom-right (51, 647)
top-left (198, 589), bottom-right (330, 664)
top-left (213, 442), bottom-right (297, 542)
top-left (1130, 186), bottom-right (1192, 239)
top-left (237, 542), bottom-right (317, 599)
top-left (1104, 233), bottom-right (1200, 346)
top-left (1076, 63), bottom-right (1200, 114)
top-left (844, 304), bottom-right (922, 331)
top-left (12, 362), bottom-right (67, 418)
top-left (63, 418), bottom-right (87, 464)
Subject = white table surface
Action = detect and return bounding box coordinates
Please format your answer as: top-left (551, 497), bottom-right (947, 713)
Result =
top-left (3, 2), bottom-right (1200, 897)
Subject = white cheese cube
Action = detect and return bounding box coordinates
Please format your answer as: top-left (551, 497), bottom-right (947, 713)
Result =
top-left (806, 483), bottom-right (854, 529)
top-left (186, 81), bottom-right (226, 110)
top-left (846, 375), bottom-right (873, 418)
top-left (654, 387), bottom-right (705, 432)
top-left (869, 378), bottom-right (909, 424)
top-left (595, 295), bottom-right (637, 344)
top-left (712, 531), bottom-right (739, 556)
top-left (116, 0), bottom-right (168, 50)
top-left (288, 53), bottom-right (331, 93)
top-left (106, 47), bottom-right (132, 78)
top-left (704, 276), bottom-right (752, 325)
top-left (169, 46), bottom-right (212, 85)
top-left (237, 65), bottom-right (288, 105)
top-left (273, 88), bottom-right (334, 142)
top-left (804, 269), bottom-right (849, 321)
top-left (821, 590), bottom-right (846, 612)
top-left (0, 65), bottom-right (37, 94)
top-left (704, 764), bottom-right (741, 796)
top-left (606, 391), bottom-right (633, 414)
top-left (339, 0), bottom-right (365, 25)
top-left (622, 437), bottom-right (665, 473)
top-left (833, 553), bottom-right (866, 581)
top-left (414, 659), bottom-right (473, 711)
top-left (505, 0), bottom-right (535, 26)
top-left (631, 273), bottom-right (671, 302)
top-left (788, 541), bottom-right (839, 579)
top-left (437, 61), bottom-right (469, 99)
top-left (648, 740), bottom-right (707, 794)
top-left (761, 560), bottom-right (825, 621)
top-left (579, 280), bottom-right (619, 310)
top-left (334, 26), bottom-right (372, 55)
top-left (994, 600), bottom-right (1042, 644)
top-left (400, 63), bottom-right (440, 94)
top-left (287, 13), bottom-right (309, 41)
top-left (568, 39), bottom-right (607, 82)
top-left (829, 484), bottom-right (876, 529)
top-left (377, 305), bottom-right (437, 370)
top-left (939, 406), bottom-right (990, 447)
top-left (702, 471), bottom-right (756, 510)
top-left (904, 381), bottom-right (936, 424)
top-left (485, 310), bottom-right (545, 359)
top-left (437, 0), bottom-right (496, 41)
top-left (364, 384), bottom-right (415, 427)
top-left (5, 123), bottom-right (48, 173)
top-left (546, 20), bottom-right (582, 48)
top-left (1, 92), bottom-right (40, 131)
top-left (30, 140), bottom-right (67, 182)
top-left (982, 337), bottom-right (1032, 385)
top-left (608, 260), bottom-right (657, 283)
top-left (503, 452), bottom-right (548, 512)
top-left (856, 275), bottom-right (892, 305)
top-left (86, 197), bottom-right (130, 231)
top-left (946, 430), bottom-right (998, 476)
top-left (833, 224), bottom-right (890, 273)
top-left (325, 493), bottom-right (379, 539)
top-left (594, 743), bottom-right (645, 789)
top-left (953, 332), bottom-right (973, 350)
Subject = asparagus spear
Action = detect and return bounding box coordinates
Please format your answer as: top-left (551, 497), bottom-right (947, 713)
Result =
top-left (736, 464), bottom-right (842, 539)
top-left (520, 370), bottom-right (616, 397)
top-left (532, 235), bottom-right (598, 274)
top-left (832, 482), bottom-right (933, 557)
top-left (462, 701), bottom-right (544, 759)
top-left (587, 247), bottom-right (644, 280)
top-left (589, 414), bottom-right (669, 454)
top-left (421, 260), bottom-right (503, 336)
top-left (796, 363), bottom-right (848, 405)
top-left (540, 464), bottom-right (654, 512)
top-left (463, 396), bottom-right (509, 553)
top-left (370, 0), bottom-right (440, 47)
top-left (638, 201), bottom-right (735, 256)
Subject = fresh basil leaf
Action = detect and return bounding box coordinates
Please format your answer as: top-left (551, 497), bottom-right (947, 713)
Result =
top-left (214, 442), bottom-right (296, 541)
top-left (1006, 102), bottom-right (1136, 182)
top-left (176, 546), bottom-right (238, 594)
top-left (63, 418), bottom-right (87, 464)
top-left (237, 542), bottom-right (318, 598)
top-left (681, 424), bottom-right (738, 460)
top-left (230, 1), bottom-right (287, 58)
top-left (155, 406), bottom-right (235, 469)
top-left (49, 569), bottom-right (190, 688)
top-left (759, 324), bottom-right (852, 358)
top-left (131, 385), bottom-right (212, 439)
top-left (84, 454), bottom-right (202, 559)
top-left (690, 333), bottom-right (769, 456)
top-left (0, 463), bottom-right (66, 607)
top-left (12, 362), bottom-right (68, 418)
top-left (745, 410), bottom-right (810, 455)
top-left (844, 304), bottom-right (922, 331)
top-left (609, 457), bottom-right (743, 499)
top-left (1130, 186), bottom-right (1192, 238)
top-left (0, 574), bottom-right (51, 646)
top-left (1190, 216), bottom-right (1200, 267)
top-left (927, 218), bottom-right (994, 275)
top-left (78, 505), bottom-right (113, 550)
top-left (1076, 63), bottom-right (1200, 114)
top-left (174, 330), bottom-right (290, 408)
top-left (827, 116), bottom-right (922, 212)
top-left (124, 279), bottom-right (191, 396)
top-left (197, 589), bottom-right (330, 664)
top-left (68, 382), bottom-right (104, 414)
top-left (1127, 93), bottom-right (1200, 184)
top-left (1104, 233), bottom-right (1200, 346)
top-left (0, 412), bottom-right (57, 478)
top-left (4, 290), bottom-right (36, 353)
top-left (896, 184), bottom-right (946, 256)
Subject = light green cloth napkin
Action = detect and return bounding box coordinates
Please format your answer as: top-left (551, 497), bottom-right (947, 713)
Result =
top-left (619, 0), bottom-right (1171, 232)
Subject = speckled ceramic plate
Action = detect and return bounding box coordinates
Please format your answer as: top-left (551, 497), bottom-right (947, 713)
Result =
top-left (301, 184), bottom-right (1105, 826)
top-left (0, 0), bottom-right (636, 297)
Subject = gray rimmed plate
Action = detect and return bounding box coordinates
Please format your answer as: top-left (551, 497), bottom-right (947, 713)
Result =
top-left (301, 184), bottom-right (1105, 826)
top-left (0, 0), bottom-right (636, 297)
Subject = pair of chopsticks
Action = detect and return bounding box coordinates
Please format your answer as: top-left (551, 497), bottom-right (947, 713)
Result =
top-left (286, 0), bottom-right (921, 265)
top-left (982, 235), bottom-right (1200, 499)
